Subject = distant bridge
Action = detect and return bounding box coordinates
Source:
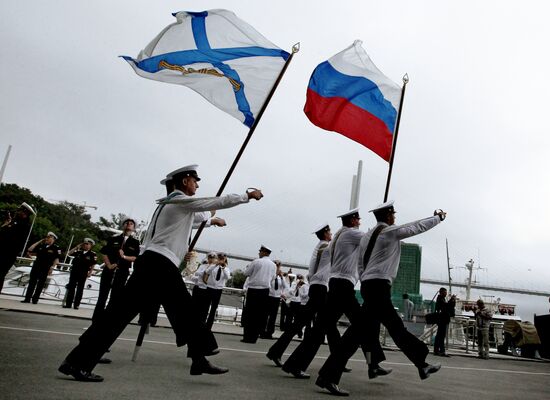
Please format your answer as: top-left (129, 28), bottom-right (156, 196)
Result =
top-left (195, 248), bottom-right (550, 298)
top-left (420, 278), bottom-right (550, 297)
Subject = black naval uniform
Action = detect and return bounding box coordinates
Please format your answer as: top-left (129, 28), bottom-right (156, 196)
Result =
top-left (92, 234), bottom-right (140, 321)
top-left (65, 250), bottom-right (97, 309)
top-left (24, 243), bottom-right (61, 303)
top-left (0, 217), bottom-right (30, 293)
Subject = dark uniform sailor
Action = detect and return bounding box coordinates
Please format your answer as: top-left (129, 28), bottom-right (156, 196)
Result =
top-left (0, 202), bottom-right (35, 293)
top-left (92, 218), bottom-right (140, 322)
top-left (316, 201), bottom-right (446, 396)
top-left (58, 164), bottom-right (264, 382)
top-left (64, 238), bottom-right (97, 309)
top-left (23, 232), bottom-right (61, 304)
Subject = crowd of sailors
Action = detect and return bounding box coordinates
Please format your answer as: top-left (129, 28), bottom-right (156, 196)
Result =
top-left (1, 164), bottom-right (452, 396)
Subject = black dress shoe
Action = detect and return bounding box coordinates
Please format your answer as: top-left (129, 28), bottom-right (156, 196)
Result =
top-left (240, 339), bottom-right (256, 344)
top-left (58, 361), bottom-right (104, 382)
top-left (418, 363), bottom-right (441, 380)
top-left (190, 359), bottom-right (229, 376)
top-left (368, 365), bottom-right (393, 379)
top-left (343, 366), bottom-right (352, 373)
top-left (266, 353), bottom-right (282, 367)
top-left (21, 299), bottom-right (30, 303)
top-left (98, 358), bottom-right (112, 364)
top-left (62, 305), bottom-right (71, 308)
top-left (282, 365), bottom-right (310, 379)
top-left (315, 376), bottom-right (349, 396)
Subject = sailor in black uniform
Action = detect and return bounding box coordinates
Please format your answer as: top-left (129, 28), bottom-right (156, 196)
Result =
top-left (64, 238), bottom-right (97, 309)
top-left (23, 232), bottom-right (61, 304)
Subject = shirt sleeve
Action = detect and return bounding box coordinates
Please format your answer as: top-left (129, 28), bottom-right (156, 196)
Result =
top-left (385, 216), bottom-right (440, 241)
top-left (161, 193), bottom-right (249, 212)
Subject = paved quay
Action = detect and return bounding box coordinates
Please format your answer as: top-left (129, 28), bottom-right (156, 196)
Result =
top-left (1, 295), bottom-right (549, 400)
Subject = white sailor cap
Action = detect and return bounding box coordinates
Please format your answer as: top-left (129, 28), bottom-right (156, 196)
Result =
top-left (47, 231), bottom-right (58, 240)
top-left (167, 164), bottom-right (201, 181)
top-left (259, 245), bottom-right (272, 254)
top-left (337, 208), bottom-right (360, 219)
top-left (207, 251), bottom-right (217, 258)
top-left (83, 237), bottom-right (95, 245)
top-left (19, 202), bottom-right (36, 215)
top-left (368, 200), bottom-right (395, 213)
top-left (312, 223), bottom-right (330, 234)
top-left (120, 215), bottom-right (136, 226)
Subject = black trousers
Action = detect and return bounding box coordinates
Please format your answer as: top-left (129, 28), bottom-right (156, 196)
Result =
top-left (242, 287), bottom-right (269, 343)
top-left (92, 267), bottom-right (129, 322)
top-left (279, 301), bottom-right (291, 331)
top-left (205, 287), bottom-right (222, 329)
top-left (24, 265), bottom-right (49, 303)
top-left (323, 278), bottom-right (385, 360)
top-left (264, 296), bottom-right (281, 336)
top-left (268, 285), bottom-right (324, 360)
top-left (434, 322), bottom-right (448, 354)
top-left (283, 284), bottom-right (335, 372)
top-left (192, 286), bottom-right (210, 324)
top-left (64, 251), bottom-right (209, 372)
top-left (319, 279), bottom-right (428, 384)
top-left (65, 267), bottom-right (88, 308)
top-left (0, 253), bottom-right (18, 293)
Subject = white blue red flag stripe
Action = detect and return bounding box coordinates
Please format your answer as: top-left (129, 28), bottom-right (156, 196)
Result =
top-left (304, 41), bottom-right (402, 161)
top-left (123, 10), bottom-right (289, 128)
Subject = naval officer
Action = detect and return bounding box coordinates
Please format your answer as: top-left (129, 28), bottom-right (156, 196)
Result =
top-left (92, 217), bottom-right (140, 321)
top-left (0, 202), bottom-right (35, 293)
top-left (64, 238), bottom-right (97, 309)
top-left (58, 164), bottom-right (263, 382)
top-left (316, 201), bottom-right (446, 396)
top-left (23, 232), bottom-right (61, 304)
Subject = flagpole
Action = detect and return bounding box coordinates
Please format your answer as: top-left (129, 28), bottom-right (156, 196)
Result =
top-left (383, 74), bottom-right (409, 202)
top-left (188, 43), bottom-right (300, 253)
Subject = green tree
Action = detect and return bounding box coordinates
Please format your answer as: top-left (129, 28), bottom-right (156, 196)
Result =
top-left (0, 183), bottom-right (121, 260)
top-left (227, 269), bottom-right (247, 289)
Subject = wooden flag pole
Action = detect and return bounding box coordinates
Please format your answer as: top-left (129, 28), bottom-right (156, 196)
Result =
top-left (383, 74), bottom-right (409, 202)
top-left (187, 43), bottom-right (300, 252)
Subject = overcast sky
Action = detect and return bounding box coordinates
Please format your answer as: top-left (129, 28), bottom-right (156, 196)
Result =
top-left (2, 1), bottom-right (549, 305)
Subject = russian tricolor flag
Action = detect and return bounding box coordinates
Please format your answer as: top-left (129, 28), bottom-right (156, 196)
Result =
top-left (304, 41), bottom-right (402, 161)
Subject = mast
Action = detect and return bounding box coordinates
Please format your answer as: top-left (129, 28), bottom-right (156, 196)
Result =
top-left (465, 259), bottom-right (474, 301)
top-left (0, 145), bottom-right (12, 184)
top-left (349, 160), bottom-right (362, 209)
top-left (446, 238), bottom-right (452, 294)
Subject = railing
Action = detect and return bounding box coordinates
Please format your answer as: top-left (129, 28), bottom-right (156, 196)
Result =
top-left (4, 259), bottom-right (248, 326)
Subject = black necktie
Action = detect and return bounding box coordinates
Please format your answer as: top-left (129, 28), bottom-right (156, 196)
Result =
top-left (295, 285), bottom-right (300, 296)
top-left (274, 277), bottom-right (279, 290)
top-left (216, 267), bottom-right (222, 280)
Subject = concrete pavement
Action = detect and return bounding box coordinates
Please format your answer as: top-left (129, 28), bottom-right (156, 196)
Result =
top-left (1, 296), bottom-right (550, 400)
